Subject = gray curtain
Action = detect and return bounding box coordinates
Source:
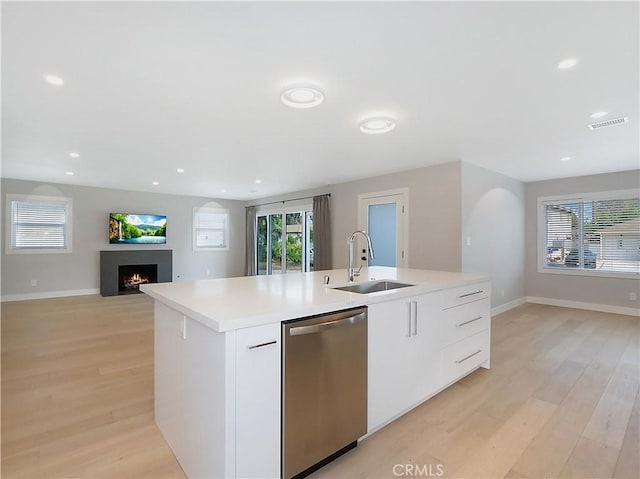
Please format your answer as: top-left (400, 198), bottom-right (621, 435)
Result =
top-left (312, 194), bottom-right (332, 271)
top-left (245, 206), bottom-right (257, 276)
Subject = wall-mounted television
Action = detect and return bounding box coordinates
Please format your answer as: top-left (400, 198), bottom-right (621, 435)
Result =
top-left (109, 213), bottom-right (167, 244)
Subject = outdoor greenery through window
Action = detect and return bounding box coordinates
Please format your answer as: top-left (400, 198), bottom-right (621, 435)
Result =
top-left (7, 194), bottom-right (72, 253)
top-left (540, 190), bottom-right (640, 275)
top-left (257, 210), bottom-right (313, 274)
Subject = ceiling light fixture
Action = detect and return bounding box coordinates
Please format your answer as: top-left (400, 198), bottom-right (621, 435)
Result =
top-left (255, 179), bottom-right (262, 184)
top-left (176, 168), bottom-right (185, 173)
top-left (45, 74), bottom-right (64, 86)
top-left (557, 58), bottom-right (578, 70)
top-left (152, 181), bottom-right (159, 186)
top-left (69, 152), bottom-right (80, 158)
top-left (221, 189), bottom-right (227, 193)
top-left (65, 171), bottom-right (74, 176)
top-left (590, 111), bottom-right (608, 119)
top-left (359, 117), bottom-right (396, 135)
top-left (281, 84), bottom-right (324, 109)
top-left (560, 157), bottom-right (572, 162)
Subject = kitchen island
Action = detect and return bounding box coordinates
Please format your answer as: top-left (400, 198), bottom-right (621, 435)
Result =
top-left (141, 267), bottom-right (491, 479)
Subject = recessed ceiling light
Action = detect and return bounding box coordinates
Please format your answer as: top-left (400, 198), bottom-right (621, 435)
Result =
top-left (359, 117), bottom-right (396, 134)
top-left (281, 84), bottom-right (324, 109)
top-left (590, 111), bottom-right (608, 119)
top-left (560, 157), bottom-right (572, 162)
top-left (65, 171), bottom-right (74, 176)
top-left (221, 189), bottom-right (227, 193)
top-left (557, 58), bottom-right (578, 70)
top-left (176, 168), bottom-right (185, 173)
top-left (152, 181), bottom-right (159, 186)
top-left (69, 152), bottom-right (80, 158)
top-left (255, 179), bottom-right (262, 184)
top-left (45, 74), bottom-right (64, 86)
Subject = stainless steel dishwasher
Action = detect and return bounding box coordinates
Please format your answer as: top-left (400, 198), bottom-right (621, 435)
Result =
top-left (282, 306), bottom-right (367, 479)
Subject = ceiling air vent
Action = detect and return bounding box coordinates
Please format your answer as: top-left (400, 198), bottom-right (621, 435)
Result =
top-left (588, 117), bottom-right (629, 130)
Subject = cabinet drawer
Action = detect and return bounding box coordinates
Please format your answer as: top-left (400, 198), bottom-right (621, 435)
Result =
top-left (441, 281), bottom-right (490, 308)
top-left (235, 323), bottom-right (281, 479)
top-left (440, 298), bottom-right (490, 346)
top-left (441, 329), bottom-right (490, 385)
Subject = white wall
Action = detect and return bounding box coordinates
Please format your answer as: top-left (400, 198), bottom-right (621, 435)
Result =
top-left (248, 161), bottom-right (463, 274)
top-left (461, 162), bottom-right (526, 310)
top-left (330, 161), bottom-right (463, 272)
top-left (525, 170), bottom-right (640, 309)
top-left (1, 178), bottom-right (245, 300)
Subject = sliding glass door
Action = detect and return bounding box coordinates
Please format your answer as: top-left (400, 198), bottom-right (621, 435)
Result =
top-left (257, 209), bottom-right (314, 275)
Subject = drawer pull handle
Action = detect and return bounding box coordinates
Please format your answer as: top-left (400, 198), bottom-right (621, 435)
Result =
top-left (455, 349), bottom-right (482, 364)
top-left (457, 290), bottom-right (483, 299)
top-left (456, 316), bottom-right (483, 327)
top-left (247, 340), bottom-right (277, 350)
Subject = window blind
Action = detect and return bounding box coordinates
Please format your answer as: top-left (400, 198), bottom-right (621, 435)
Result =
top-left (11, 200), bottom-right (69, 249)
top-left (542, 194), bottom-right (640, 274)
top-left (194, 209), bottom-right (228, 249)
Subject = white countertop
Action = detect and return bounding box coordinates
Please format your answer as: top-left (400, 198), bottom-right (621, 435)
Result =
top-left (140, 267), bottom-right (489, 332)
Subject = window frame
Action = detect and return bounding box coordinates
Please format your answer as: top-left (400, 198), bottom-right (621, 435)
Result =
top-left (6, 194), bottom-right (73, 255)
top-left (192, 206), bottom-right (229, 251)
top-left (537, 189), bottom-right (640, 279)
top-left (255, 201), bottom-right (313, 275)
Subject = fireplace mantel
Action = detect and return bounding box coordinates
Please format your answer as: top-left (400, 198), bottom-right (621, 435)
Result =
top-left (100, 250), bottom-right (172, 296)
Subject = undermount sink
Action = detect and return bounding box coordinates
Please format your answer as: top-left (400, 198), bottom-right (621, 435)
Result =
top-left (332, 280), bottom-right (415, 294)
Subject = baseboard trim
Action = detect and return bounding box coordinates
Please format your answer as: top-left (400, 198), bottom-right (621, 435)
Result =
top-left (491, 297), bottom-right (527, 316)
top-left (1, 288), bottom-right (100, 303)
top-left (525, 296), bottom-right (640, 317)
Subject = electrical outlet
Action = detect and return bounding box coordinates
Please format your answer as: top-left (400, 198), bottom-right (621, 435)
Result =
top-left (630, 292), bottom-right (637, 301)
top-left (30, 279), bottom-right (37, 287)
top-left (466, 236), bottom-right (472, 247)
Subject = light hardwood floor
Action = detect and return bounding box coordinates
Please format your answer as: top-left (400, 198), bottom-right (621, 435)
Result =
top-left (1, 294), bottom-right (639, 479)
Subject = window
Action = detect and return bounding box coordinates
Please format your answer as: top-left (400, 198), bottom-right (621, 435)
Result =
top-left (6, 194), bottom-right (72, 254)
top-left (193, 207), bottom-right (228, 250)
top-left (538, 190), bottom-right (640, 277)
top-left (256, 205), bottom-right (314, 275)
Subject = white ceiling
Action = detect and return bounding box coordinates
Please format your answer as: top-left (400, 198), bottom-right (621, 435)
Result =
top-left (2, 1), bottom-right (638, 201)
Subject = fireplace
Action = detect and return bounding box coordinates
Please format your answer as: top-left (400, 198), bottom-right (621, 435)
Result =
top-left (100, 250), bottom-right (172, 297)
top-left (119, 264), bottom-right (158, 294)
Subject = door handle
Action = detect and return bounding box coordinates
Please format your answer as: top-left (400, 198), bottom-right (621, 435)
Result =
top-left (412, 300), bottom-right (418, 336)
top-left (455, 349), bottom-right (482, 364)
top-left (456, 290), bottom-right (483, 299)
top-left (247, 340), bottom-right (277, 350)
top-left (289, 312), bottom-right (366, 336)
top-left (406, 302), bottom-right (412, 337)
top-left (456, 316), bottom-right (483, 327)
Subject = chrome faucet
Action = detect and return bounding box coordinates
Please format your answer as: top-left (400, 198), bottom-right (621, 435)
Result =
top-left (348, 231), bottom-right (375, 282)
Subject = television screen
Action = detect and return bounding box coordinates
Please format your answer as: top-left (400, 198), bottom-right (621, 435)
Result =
top-left (109, 213), bottom-right (167, 244)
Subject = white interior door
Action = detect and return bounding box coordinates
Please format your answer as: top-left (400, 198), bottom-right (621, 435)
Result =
top-left (358, 189), bottom-right (408, 268)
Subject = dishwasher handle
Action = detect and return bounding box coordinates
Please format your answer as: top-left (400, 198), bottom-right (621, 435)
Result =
top-left (289, 311), bottom-right (366, 336)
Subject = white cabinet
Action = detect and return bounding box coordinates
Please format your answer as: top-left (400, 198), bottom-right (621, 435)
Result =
top-left (440, 329), bottom-right (490, 383)
top-left (235, 323), bottom-right (281, 479)
top-left (154, 302), bottom-right (232, 479)
top-left (368, 293), bottom-right (439, 432)
top-left (437, 281), bottom-right (491, 388)
top-left (154, 303), bottom-right (281, 479)
top-left (439, 298), bottom-right (490, 347)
